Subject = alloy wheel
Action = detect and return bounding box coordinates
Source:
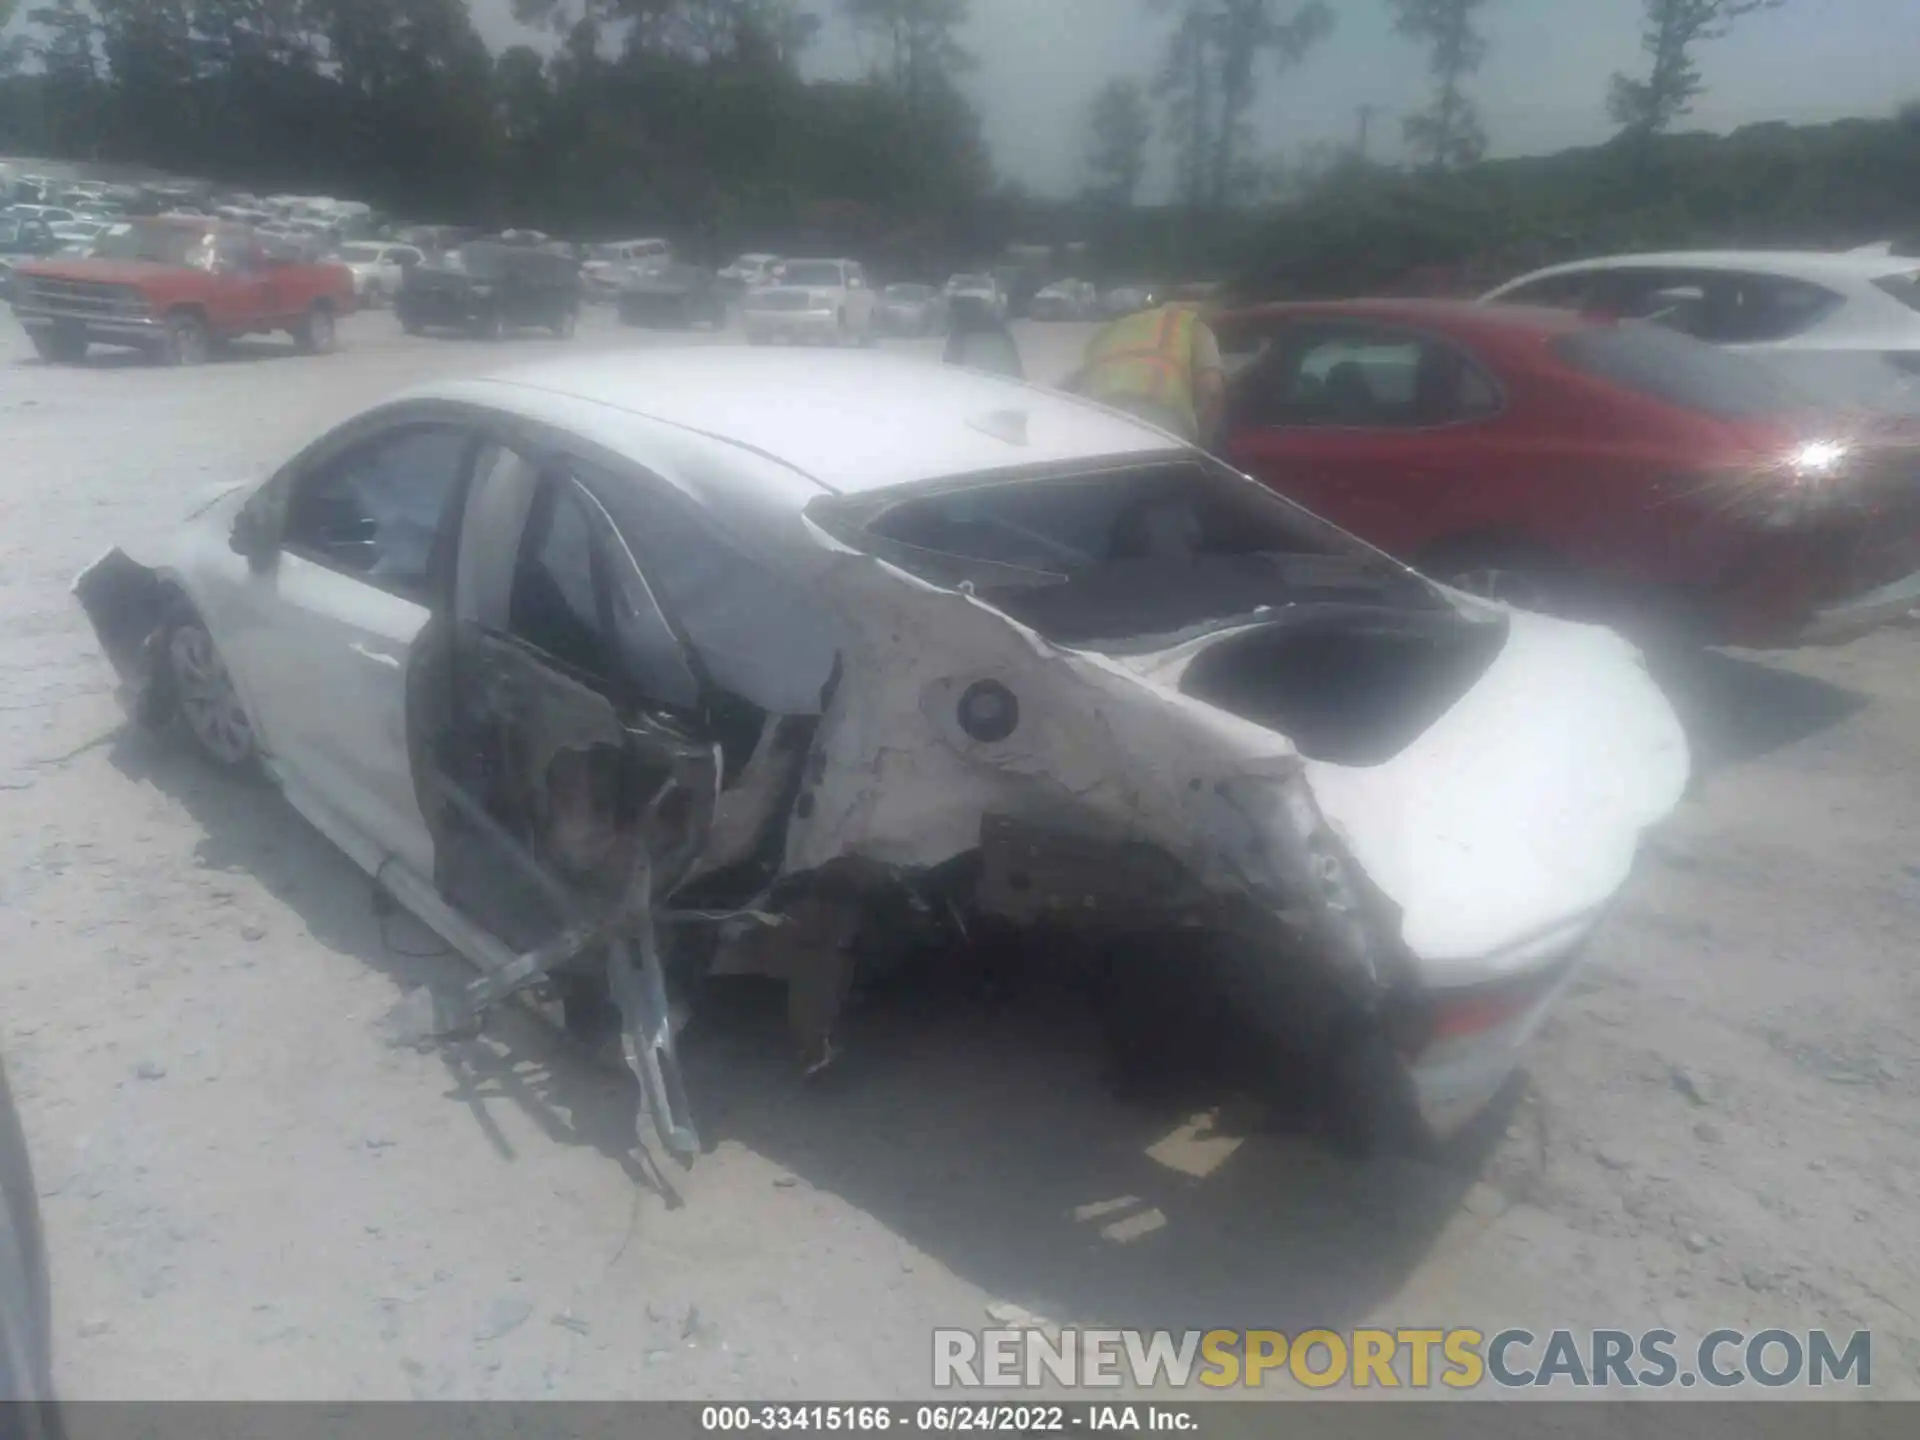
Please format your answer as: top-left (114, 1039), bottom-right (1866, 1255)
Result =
top-left (168, 623), bottom-right (255, 767)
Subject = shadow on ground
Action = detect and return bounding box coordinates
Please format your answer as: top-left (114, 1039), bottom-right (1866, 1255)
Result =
top-left (1646, 645), bottom-right (1867, 770)
top-left (14, 337), bottom-right (320, 370)
top-left (106, 727), bottom-right (664, 1194)
top-left (109, 723), bottom-right (1506, 1336)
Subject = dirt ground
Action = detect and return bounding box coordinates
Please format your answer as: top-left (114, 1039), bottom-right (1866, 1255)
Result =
top-left (1, 308), bottom-right (1916, 1400)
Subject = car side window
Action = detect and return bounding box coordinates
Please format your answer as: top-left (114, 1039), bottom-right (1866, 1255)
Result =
top-left (283, 425), bottom-right (476, 604)
top-left (581, 461), bottom-right (843, 718)
top-left (1243, 326), bottom-right (1501, 429)
top-left (509, 482), bottom-right (607, 677)
top-left (506, 475), bottom-right (699, 711)
top-left (214, 230), bottom-right (254, 272)
top-left (1697, 273), bottom-right (1841, 344)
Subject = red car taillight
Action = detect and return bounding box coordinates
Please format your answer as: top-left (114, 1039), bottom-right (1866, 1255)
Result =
top-left (1399, 961), bottom-right (1573, 1059)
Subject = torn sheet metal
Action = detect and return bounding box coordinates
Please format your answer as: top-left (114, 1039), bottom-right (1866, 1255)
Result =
top-left (781, 525), bottom-right (1688, 989)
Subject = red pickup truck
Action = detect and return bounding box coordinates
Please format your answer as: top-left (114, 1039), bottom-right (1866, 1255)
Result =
top-left (8, 217), bottom-right (355, 365)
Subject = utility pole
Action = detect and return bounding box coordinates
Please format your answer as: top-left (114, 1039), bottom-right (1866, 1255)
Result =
top-left (1355, 103), bottom-right (1376, 161)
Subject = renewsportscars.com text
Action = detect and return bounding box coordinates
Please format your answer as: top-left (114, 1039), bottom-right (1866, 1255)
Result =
top-left (932, 1326), bottom-right (1872, 1391)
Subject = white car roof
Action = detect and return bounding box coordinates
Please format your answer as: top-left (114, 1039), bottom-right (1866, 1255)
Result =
top-left (408, 350), bottom-right (1177, 499)
top-left (1491, 250), bottom-right (1919, 293)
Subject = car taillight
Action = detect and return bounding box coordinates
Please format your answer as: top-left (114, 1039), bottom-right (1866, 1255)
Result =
top-left (1427, 982), bottom-right (1549, 1044)
top-left (1401, 963), bottom-right (1570, 1058)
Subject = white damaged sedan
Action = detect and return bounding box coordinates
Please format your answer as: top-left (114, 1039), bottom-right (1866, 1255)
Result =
top-left (75, 350), bottom-right (1689, 1160)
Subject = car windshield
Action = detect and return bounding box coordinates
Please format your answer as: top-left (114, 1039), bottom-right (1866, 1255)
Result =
top-left (336, 244), bottom-right (382, 263)
top-left (91, 221), bottom-right (212, 266)
top-left (780, 261), bottom-right (844, 286)
top-left (815, 459), bottom-right (1443, 651)
top-left (886, 284), bottom-right (933, 301)
top-left (1554, 323), bottom-right (1817, 418)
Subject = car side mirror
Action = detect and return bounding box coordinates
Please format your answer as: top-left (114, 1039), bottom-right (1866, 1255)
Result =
top-left (229, 507), bottom-right (276, 571)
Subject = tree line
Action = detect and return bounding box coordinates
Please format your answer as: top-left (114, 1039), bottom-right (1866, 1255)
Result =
top-left (0, 1), bottom-right (993, 267)
top-left (2, 0), bottom-right (1916, 289)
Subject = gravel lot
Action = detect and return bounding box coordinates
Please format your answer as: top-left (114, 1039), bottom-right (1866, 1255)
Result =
top-left (2, 307), bottom-right (1916, 1400)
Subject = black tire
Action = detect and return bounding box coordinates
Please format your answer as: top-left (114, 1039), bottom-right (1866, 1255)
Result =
top-left (292, 302), bottom-right (337, 355)
top-left (398, 309), bottom-right (424, 336)
top-left (551, 304), bottom-right (578, 339)
top-left (162, 616), bottom-right (259, 771)
top-left (29, 327), bottom-right (85, 364)
top-left (1319, 1022), bottom-right (1433, 1160)
top-left (157, 310), bottom-right (210, 367)
top-left (364, 280), bottom-right (385, 309)
top-left (0, 1054), bottom-right (57, 1422)
top-left (471, 306), bottom-right (503, 341)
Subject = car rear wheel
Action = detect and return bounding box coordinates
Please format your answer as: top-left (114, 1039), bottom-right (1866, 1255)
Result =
top-left (166, 619), bottom-right (257, 770)
top-left (471, 307), bottom-right (503, 341)
top-left (293, 302), bottom-right (338, 354)
top-left (364, 280), bottom-right (385, 309)
top-left (158, 311), bottom-right (210, 366)
top-left (551, 304), bottom-right (578, 339)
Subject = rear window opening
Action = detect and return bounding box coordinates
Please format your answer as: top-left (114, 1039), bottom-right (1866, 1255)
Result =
top-left (819, 459), bottom-right (1449, 651)
top-left (1553, 324), bottom-right (1813, 419)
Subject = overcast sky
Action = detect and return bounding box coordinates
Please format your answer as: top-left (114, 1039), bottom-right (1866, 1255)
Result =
top-left (470, 0), bottom-right (1920, 200)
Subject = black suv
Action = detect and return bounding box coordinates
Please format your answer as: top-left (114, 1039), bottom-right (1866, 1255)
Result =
top-left (395, 240), bottom-right (583, 340)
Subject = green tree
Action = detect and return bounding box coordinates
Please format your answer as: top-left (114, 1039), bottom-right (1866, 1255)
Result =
top-left (93, 0), bottom-right (197, 166)
top-left (1082, 77), bottom-right (1151, 206)
top-left (1608, 0), bottom-right (1787, 137)
top-left (1388, 0), bottom-right (1490, 171)
top-left (22, 0), bottom-right (101, 152)
top-left (840, 0), bottom-right (982, 206)
top-left (0, 0), bottom-right (27, 76)
top-left (1152, 2), bottom-right (1333, 213)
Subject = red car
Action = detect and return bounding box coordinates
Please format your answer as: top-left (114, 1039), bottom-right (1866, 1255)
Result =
top-left (1212, 300), bottom-right (1920, 647)
top-left (9, 216), bottom-right (354, 366)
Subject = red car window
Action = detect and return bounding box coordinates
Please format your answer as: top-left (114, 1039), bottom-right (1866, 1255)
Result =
top-left (1236, 323), bottom-right (1503, 429)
